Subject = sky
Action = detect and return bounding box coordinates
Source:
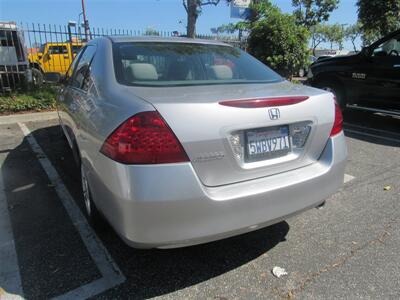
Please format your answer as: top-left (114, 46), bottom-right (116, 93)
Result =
top-left (0, 0), bottom-right (360, 50)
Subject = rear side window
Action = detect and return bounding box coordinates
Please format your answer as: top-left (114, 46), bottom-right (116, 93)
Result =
top-left (72, 45), bottom-right (82, 55)
top-left (70, 45), bottom-right (96, 90)
top-left (48, 45), bottom-right (68, 54)
top-left (65, 46), bottom-right (84, 80)
top-left (113, 42), bottom-right (282, 86)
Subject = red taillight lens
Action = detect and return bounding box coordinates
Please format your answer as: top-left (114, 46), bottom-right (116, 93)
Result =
top-left (330, 100), bottom-right (343, 137)
top-left (219, 96), bottom-right (309, 108)
top-left (100, 111), bottom-right (189, 164)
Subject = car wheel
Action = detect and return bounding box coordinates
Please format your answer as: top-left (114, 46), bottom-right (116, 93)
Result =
top-left (31, 68), bottom-right (43, 87)
top-left (317, 81), bottom-right (346, 110)
top-left (81, 164), bottom-right (103, 228)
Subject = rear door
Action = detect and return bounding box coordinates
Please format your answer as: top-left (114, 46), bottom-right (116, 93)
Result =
top-left (357, 33), bottom-right (400, 108)
top-left (47, 44), bottom-right (69, 73)
top-left (59, 44), bottom-right (97, 143)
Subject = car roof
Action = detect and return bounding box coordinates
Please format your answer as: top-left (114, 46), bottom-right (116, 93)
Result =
top-left (106, 35), bottom-right (232, 47)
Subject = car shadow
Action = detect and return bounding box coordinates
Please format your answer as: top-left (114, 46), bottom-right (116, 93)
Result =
top-left (2, 124), bottom-right (290, 299)
top-left (101, 219), bottom-right (289, 299)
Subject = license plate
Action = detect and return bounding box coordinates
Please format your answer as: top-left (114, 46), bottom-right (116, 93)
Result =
top-left (245, 126), bottom-right (291, 161)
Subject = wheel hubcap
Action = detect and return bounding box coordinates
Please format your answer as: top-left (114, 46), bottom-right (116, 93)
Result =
top-left (81, 165), bottom-right (91, 216)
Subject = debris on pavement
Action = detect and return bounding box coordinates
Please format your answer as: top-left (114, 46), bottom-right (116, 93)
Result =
top-left (316, 201), bottom-right (326, 209)
top-left (383, 185), bottom-right (391, 191)
top-left (272, 266), bottom-right (288, 278)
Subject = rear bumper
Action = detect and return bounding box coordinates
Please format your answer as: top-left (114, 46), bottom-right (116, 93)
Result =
top-left (87, 133), bottom-right (347, 248)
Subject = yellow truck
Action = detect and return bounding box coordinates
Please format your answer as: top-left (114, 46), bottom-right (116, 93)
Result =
top-left (28, 42), bottom-right (83, 84)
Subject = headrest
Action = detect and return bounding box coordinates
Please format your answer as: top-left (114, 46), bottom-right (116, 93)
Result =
top-left (126, 63), bottom-right (158, 81)
top-left (209, 65), bottom-right (233, 80)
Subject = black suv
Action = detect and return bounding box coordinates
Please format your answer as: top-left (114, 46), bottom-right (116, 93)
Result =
top-left (307, 29), bottom-right (400, 110)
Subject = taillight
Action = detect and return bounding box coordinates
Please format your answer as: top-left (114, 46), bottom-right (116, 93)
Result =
top-left (330, 99), bottom-right (343, 137)
top-left (100, 111), bottom-right (189, 164)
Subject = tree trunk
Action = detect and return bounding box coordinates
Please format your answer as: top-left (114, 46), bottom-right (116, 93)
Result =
top-left (351, 40), bottom-right (357, 52)
top-left (186, 0), bottom-right (198, 38)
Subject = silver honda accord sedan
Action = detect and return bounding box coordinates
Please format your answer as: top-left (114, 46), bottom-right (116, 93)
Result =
top-left (57, 36), bottom-right (347, 248)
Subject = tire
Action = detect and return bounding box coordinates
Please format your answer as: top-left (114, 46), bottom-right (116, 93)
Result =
top-left (59, 125), bottom-right (69, 145)
top-left (80, 163), bottom-right (104, 229)
top-left (69, 138), bottom-right (82, 167)
top-left (31, 68), bottom-right (43, 87)
top-left (315, 80), bottom-right (346, 110)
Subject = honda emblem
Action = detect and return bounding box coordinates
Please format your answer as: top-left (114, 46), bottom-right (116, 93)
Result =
top-left (268, 108), bottom-right (280, 120)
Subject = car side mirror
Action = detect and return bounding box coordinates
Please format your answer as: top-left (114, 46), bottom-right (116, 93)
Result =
top-left (361, 47), bottom-right (375, 62)
top-left (361, 47), bottom-right (371, 57)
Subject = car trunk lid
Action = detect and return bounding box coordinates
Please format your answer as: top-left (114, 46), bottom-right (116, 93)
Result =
top-left (127, 81), bottom-right (335, 187)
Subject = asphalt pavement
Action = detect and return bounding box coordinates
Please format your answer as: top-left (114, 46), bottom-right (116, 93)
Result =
top-left (0, 108), bottom-right (399, 299)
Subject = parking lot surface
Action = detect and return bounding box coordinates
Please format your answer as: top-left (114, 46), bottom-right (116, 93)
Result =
top-left (0, 109), bottom-right (399, 299)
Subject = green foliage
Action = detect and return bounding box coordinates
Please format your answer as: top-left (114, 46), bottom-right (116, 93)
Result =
top-left (357, 0), bottom-right (400, 45)
top-left (292, 0), bottom-right (339, 28)
top-left (360, 31), bottom-right (382, 47)
top-left (247, 2), bottom-right (310, 77)
top-left (310, 23), bottom-right (328, 52)
top-left (0, 87), bottom-right (56, 114)
top-left (345, 22), bottom-right (362, 51)
top-left (144, 28), bottom-right (160, 36)
top-left (215, 1), bottom-right (275, 34)
top-left (310, 23), bottom-right (346, 53)
top-left (210, 23), bottom-right (237, 35)
top-left (323, 23), bottom-right (345, 50)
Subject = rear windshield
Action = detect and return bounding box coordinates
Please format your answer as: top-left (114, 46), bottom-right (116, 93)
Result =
top-left (113, 42), bottom-right (282, 86)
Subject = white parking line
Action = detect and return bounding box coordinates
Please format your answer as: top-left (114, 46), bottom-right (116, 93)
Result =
top-left (344, 128), bottom-right (400, 144)
top-left (17, 122), bottom-right (125, 299)
top-left (344, 174), bottom-right (355, 183)
top-left (0, 164), bottom-right (24, 298)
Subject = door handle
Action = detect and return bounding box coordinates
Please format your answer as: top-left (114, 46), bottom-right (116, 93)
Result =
top-left (394, 64), bottom-right (400, 68)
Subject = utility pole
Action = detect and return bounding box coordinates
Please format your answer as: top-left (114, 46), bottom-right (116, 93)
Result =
top-left (81, 0), bottom-right (91, 41)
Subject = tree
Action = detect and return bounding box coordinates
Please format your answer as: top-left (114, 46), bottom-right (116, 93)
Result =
top-left (345, 22), bottom-right (362, 52)
top-left (310, 23), bottom-right (344, 53)
top-left (324, 23), bottom-right (345, 49)
top-left (357, 0), bottom-right (400, 45)
top-left (144, 28), bottom-right (160, 36)
top-left (182, 0), bottom-right (221, 38)
top-left (247, 2), bottom-right (310, 77)
top-left (310, 23), bottom-right (328, 54)
top-left (210, 23), bottom-right (237, 35)
top-left (292, 0), bottom-right (339, 28)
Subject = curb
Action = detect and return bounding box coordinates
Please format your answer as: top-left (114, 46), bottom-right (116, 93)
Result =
top-left (0, 111), bottom-right (58, 125)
